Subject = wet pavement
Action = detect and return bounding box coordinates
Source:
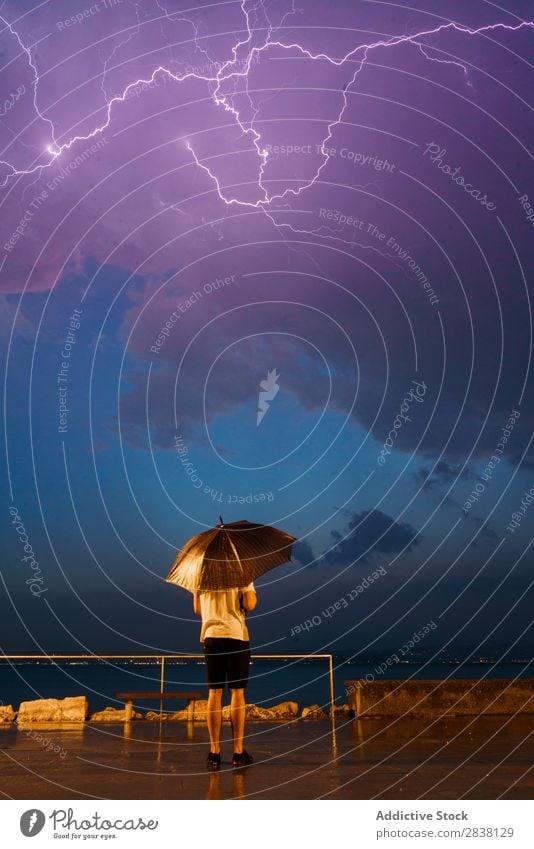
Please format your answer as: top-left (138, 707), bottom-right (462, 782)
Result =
top-left (1, 714), bottom-right (533, 799)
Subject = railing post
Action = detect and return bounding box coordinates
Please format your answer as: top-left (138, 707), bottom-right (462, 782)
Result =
top-left (159, 656), bottom-right (165, 719)
top-left (328, 654), bottom-right (335, 715)
top-left (329, 654), bottom-right (337, 749)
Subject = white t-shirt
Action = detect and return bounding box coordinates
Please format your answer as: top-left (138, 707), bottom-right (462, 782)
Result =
top-left (199, 582), bottom-right (255, 641)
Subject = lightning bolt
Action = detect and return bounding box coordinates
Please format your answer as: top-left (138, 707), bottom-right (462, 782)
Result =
top-left (417, 43), bottom-right (475, 90)
top-left (28, 811), bottom-right (38, 832)
top-left (0, 16), bottom-right (58, 154)
top-left (0, 2), bottom-right (532, 206)
top-left (184, 15), bottom-right (534, 210)
top-left (100, 2), bottom-right (143, 101)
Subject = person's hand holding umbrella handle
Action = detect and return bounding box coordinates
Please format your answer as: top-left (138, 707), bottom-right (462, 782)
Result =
top-left (240, 589), bottom-right (257, 614)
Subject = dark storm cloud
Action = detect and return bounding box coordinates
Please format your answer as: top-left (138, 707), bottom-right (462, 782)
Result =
top-left (510, 451), bottom-right (534, 473)
top-left (292, 539), bottom-right (316, 567)
top-left (466, 516), bottom-right (500, 547)
top-left (322, 509), bottom-right (420, 567)
top-left (413, 460), bottom-right (474, 490)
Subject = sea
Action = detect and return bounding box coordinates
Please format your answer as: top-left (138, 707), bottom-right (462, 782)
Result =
top-left (0, 658), bottom-right (532, 714)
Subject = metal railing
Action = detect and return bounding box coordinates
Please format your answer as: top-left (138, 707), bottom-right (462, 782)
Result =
top-left (0, 653), bottom-right (336, 717)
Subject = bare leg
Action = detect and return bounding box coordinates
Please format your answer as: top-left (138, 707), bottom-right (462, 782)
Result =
top-left (207, 689), bottom-right (223, 753)
top-left (230, 688), bottom-right (246, 753)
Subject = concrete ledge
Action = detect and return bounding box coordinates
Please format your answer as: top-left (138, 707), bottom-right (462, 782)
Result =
top-left (345, 678), bottom-right (534, 717)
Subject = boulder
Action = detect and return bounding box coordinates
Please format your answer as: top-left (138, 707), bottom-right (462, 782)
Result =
top-left (89, 707), bottom-right (142, 722)
top-left (17, 697), bottom-right (88, 723)
top-left (301, 704), bottom-right (328, 719)
top-left (144, 711), bottom-right (167, 721)
top-left (331, 703), bottom-right (353, 717)
top-left (0, 705), bottom-right (16, 723)
top-left (167, 709), bottom-right (188, 721)
top-left (267, 701), bottom-right (299, 718)
top-left (246, 701), bottom-right (298, 720)
top-left (188, 699), bottom-right (209, 719)
top-left (168, 700), bottom-right (209, 721)
top-left (246, 704), bottom-right (277, 720)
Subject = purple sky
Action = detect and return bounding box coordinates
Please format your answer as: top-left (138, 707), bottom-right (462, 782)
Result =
top-left (1, 1), bottom-right (534, 665)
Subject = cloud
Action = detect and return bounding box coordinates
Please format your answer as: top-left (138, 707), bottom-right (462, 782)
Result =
top-left (510, 451), bottom-right (534, 473)
top-left (114, 217), bottom-right (534, 466)
top-left (292, 539), bottom-right (316, 567)
top-left (466, 516), bottom-right (500, 548)
top-left (413, 460), bottom-right (474, 490)
top-left (322, 509), bottom-right (420, 567)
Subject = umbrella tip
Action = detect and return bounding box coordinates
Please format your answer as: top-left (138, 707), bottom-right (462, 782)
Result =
top-left (219, 515), bottom-right (224, 526)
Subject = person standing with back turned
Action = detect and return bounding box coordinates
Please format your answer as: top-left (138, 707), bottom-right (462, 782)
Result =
top-left (194, 581), bottom-right (257, 768)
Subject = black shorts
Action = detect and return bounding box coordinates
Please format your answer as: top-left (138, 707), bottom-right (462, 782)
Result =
top-left (203, 638), bottom-right (251, 690)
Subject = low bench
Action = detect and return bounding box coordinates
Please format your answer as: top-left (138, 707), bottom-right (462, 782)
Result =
top-left (115, 691), bottom-right (204, 722)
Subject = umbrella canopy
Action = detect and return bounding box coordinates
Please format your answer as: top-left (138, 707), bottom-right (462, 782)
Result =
top-left (165, 519), bottom-right (297, 593)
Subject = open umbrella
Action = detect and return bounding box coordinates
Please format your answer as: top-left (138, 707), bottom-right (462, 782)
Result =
top-left (165, 518), bottom-right (297, 592)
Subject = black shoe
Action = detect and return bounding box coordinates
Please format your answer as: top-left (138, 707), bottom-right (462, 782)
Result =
top-left (232, 750), bottom-right (254, 766)
top-left (206, 751), bottom-right (221, 769)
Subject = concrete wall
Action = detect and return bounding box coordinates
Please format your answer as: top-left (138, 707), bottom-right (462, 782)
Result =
top-left (345, 678), bottom-right (534, 717)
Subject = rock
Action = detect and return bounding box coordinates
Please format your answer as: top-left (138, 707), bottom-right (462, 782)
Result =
top-left (58, 697), bottom-right (89, 721)
top-left (301, 704), bottom-right (328, 719)
top-left (167, 699), bottom-right (208, 721)
top-left (17, 697), bottom-right (88, 723)
top-left (167, 709), bottom-right (188, 721)
top-left (246, 701), bottom-right (298, 720)
top-left (144, 711), bottom-right (167, 721)
top-left (188, 699), bottom-right (208, 719)
top-left (267, 701), bottom-right (299, 718)
top-left (168, 700), bottom-right (209, 721)
top-left (0, 705), bottom-right (16, 723)
top-left (246, 704), bottom-right (276, 720)
top-left (89, 707), bottom-right (142, 722)
top-left (331, 703), bottom-right (353, 717)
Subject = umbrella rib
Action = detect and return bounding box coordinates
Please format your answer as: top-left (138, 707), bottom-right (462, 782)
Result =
top-left (224, 528), bottom-right (244, 578)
